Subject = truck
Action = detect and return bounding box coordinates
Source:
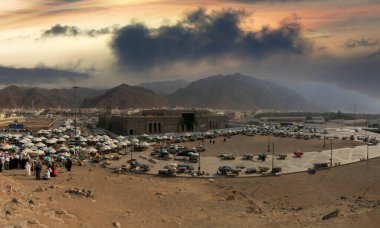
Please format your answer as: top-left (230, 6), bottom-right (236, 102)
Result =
top-left (217, 166), bottom-right (241, 176)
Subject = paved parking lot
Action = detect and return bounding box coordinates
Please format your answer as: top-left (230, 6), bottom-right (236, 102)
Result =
top-left (111, 128), bottom-right (380, 177)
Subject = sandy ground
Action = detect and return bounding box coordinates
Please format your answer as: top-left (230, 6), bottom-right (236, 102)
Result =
top-left (2, 157), bottom-right (380, 228)
top-left (176, 135), bottom-right (364, 156)
top-left (1, 131), bottom-right (379, 228)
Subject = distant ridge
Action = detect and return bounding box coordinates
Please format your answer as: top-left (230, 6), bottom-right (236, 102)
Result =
top-left (0, 86), bottom-right (103, 109)
top-left (0, 74), bottom-right (319, 111)
top-left (139, 79), bottom-right (190, 95)
top-left (81, 83), bottom-right (168, 109)
top-left (168, 73), bottom-right (316, 111)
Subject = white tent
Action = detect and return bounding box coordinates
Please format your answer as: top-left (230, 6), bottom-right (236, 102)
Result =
top-left (35, 142), bottom-right (46, 148)
top-left (34, 150), bottom-right (45, 155)
top-left (88, 147), bottom-right (98, 153)
top-left (140, 142), bottom-right (150, 147)
top-left (100, 145), bottom-right (111, 151)
top-left (22, 148), bottom-right (33, 154)
top-left (33, 137), bottom-right (43, 142)
top-left (57, 137), bottom-right (66, 142)
top-left (47, 148), bottom-right (56, 154)
top-left (46, 139), bottom-right (57, 144)
top-left (59, 146), bottom-right (70, 152)
top-left (118, 141), bottom-right (128, 147)
top-left (1, 144), bottom-right (12, 150)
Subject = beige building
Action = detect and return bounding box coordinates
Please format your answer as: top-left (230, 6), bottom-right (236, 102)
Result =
top-left (98, 109), bottom-right (229, 135)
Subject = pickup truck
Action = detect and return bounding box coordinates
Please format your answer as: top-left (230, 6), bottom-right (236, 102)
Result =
top-left (217, 166), bottom-right (241, 176)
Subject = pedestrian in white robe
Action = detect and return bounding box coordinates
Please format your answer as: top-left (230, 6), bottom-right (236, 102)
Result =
top-left (25, 161), bottom-right (31, 177)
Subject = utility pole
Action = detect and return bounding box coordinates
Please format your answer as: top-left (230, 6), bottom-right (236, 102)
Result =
top-left (73, 86), bottom-right (79, 158)
top-left (323, 119), bottom-right (326, 148)
top-left (354, 104), bottom-right (356, 132)
top-left (73, 86), bottom-right (79, 136)
top-left (130, 144), bottom-right (133, 160)
top-left (272, 142), bottom-right (275, 171)
top-left (330, 139), bottom-right (333, 167)
top-left (198, 152), bottom-right (201, 175)
top-left (366, 123), bottom-right (369, 159)
top-left (267, 123), bottom-right (271, 152)
top-left (367, 139), bottom-right (369, 160)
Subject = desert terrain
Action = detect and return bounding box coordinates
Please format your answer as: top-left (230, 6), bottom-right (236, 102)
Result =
top-left (1, 134), bottom-right (380, 228)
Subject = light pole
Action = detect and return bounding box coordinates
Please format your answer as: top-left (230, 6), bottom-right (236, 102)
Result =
top-left (323, 119), bottom-right (326, 149)
top-left (271, 142), bottom-right (275, 171)
top-left (73, 86), bottom-right (79, 136)
top-left (354, 104), bottom-right (356, 132)
top-left (73, 86), bottom-right (79, 158)
top-left (330, 138), bottom-right (333, 167)
top-left (367, 140), bottom-right (369, 160)
top-left (365, 122), bottom-right (369, 159)
top-left (130, 143), bottom-right (133, 160)
top-left (198, 152), bottom-right (201, 175)
top-left (267, 123), bottom-right (271, 152)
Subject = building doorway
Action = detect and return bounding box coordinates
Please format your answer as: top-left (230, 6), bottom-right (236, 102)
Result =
top-left (182, 113), bottom-right (195, 132)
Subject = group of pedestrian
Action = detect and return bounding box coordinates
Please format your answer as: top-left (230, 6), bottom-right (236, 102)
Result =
top-left (0, 152), bottom-right (73, 181)
top-left (0, 154), bottom-right (31, 173)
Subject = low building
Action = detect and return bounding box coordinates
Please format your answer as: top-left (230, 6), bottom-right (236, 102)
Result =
top-left (98, 109), bottom-right (229, 135)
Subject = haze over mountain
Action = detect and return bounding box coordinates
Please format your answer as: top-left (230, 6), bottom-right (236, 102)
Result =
top-left (138, 79), bottom-right (190, 95)
top-left (0, 86), bottom-right (70, 109)
top-left (275, 80), bottom-right (380, 113)
top-left (2, 74), bottom-right (380, 113)
top-left (168, 74), bottom-right (316, 111)
top-left (0, 86), bottom-right (103, 109)
top-left (81, 83), bottom-right (168, 109)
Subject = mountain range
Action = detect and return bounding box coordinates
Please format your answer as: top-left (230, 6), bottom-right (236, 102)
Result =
top-left (167, 74), bottom-right (314, 111)
top-left (81, 84), bottom-right (167, 109)
top-left (0, 73), bottom-right (377, 112)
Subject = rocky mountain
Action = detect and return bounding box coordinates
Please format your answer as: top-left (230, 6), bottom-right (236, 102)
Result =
top-left (81, 83), bottom-right (168, 109)
top-left (274, 80), bottom-right (380, 113)
top-left (168, 74), bottom-right (316, 111)
top-left (0, 75), bottom-right (319, 111)
top-left (0, 86), bottom-right (104, 108)
top-left (139, 79), bottom-right (190, 95)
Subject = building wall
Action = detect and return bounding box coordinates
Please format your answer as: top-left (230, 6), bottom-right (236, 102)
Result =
top-left (98, 110), bottom-right (229, 135)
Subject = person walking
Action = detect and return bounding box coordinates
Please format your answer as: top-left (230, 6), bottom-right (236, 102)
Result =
top-left (43, 167), bottom-right (52, 180)
top-left (25, 161), bottom-right (31, 177)
top-left (0, 158), bottom-right (3, 174)
top-left (4, 156), bottom-right (9, 170)
top-left (35, 162), bottom-right (42, 180)
top-left (65, 158), bottom-right (73, 172)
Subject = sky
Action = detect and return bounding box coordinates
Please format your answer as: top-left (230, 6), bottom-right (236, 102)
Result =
top-left (1, 0), bottom-right (380, 101)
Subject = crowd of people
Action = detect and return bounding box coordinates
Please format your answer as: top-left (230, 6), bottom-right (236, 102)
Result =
top-left (0, 153), bottom-right (73, 180)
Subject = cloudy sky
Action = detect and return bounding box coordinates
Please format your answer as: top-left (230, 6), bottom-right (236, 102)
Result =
top-left (1, 0), bottom-right (380, 100)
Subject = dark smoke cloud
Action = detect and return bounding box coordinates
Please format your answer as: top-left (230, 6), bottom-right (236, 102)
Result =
top-left (244, 53), bottom-right (380, 100)
top-left (111, 9), bottom-right (311, 71)
top-left (42, 24), bottom-right (80, 37)
top-left (0, 66), bottom-right (91, 86)
top-left (343, 38), bottom-right (379, 49)
top-left (42, 24), bottom-right (118, 38)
